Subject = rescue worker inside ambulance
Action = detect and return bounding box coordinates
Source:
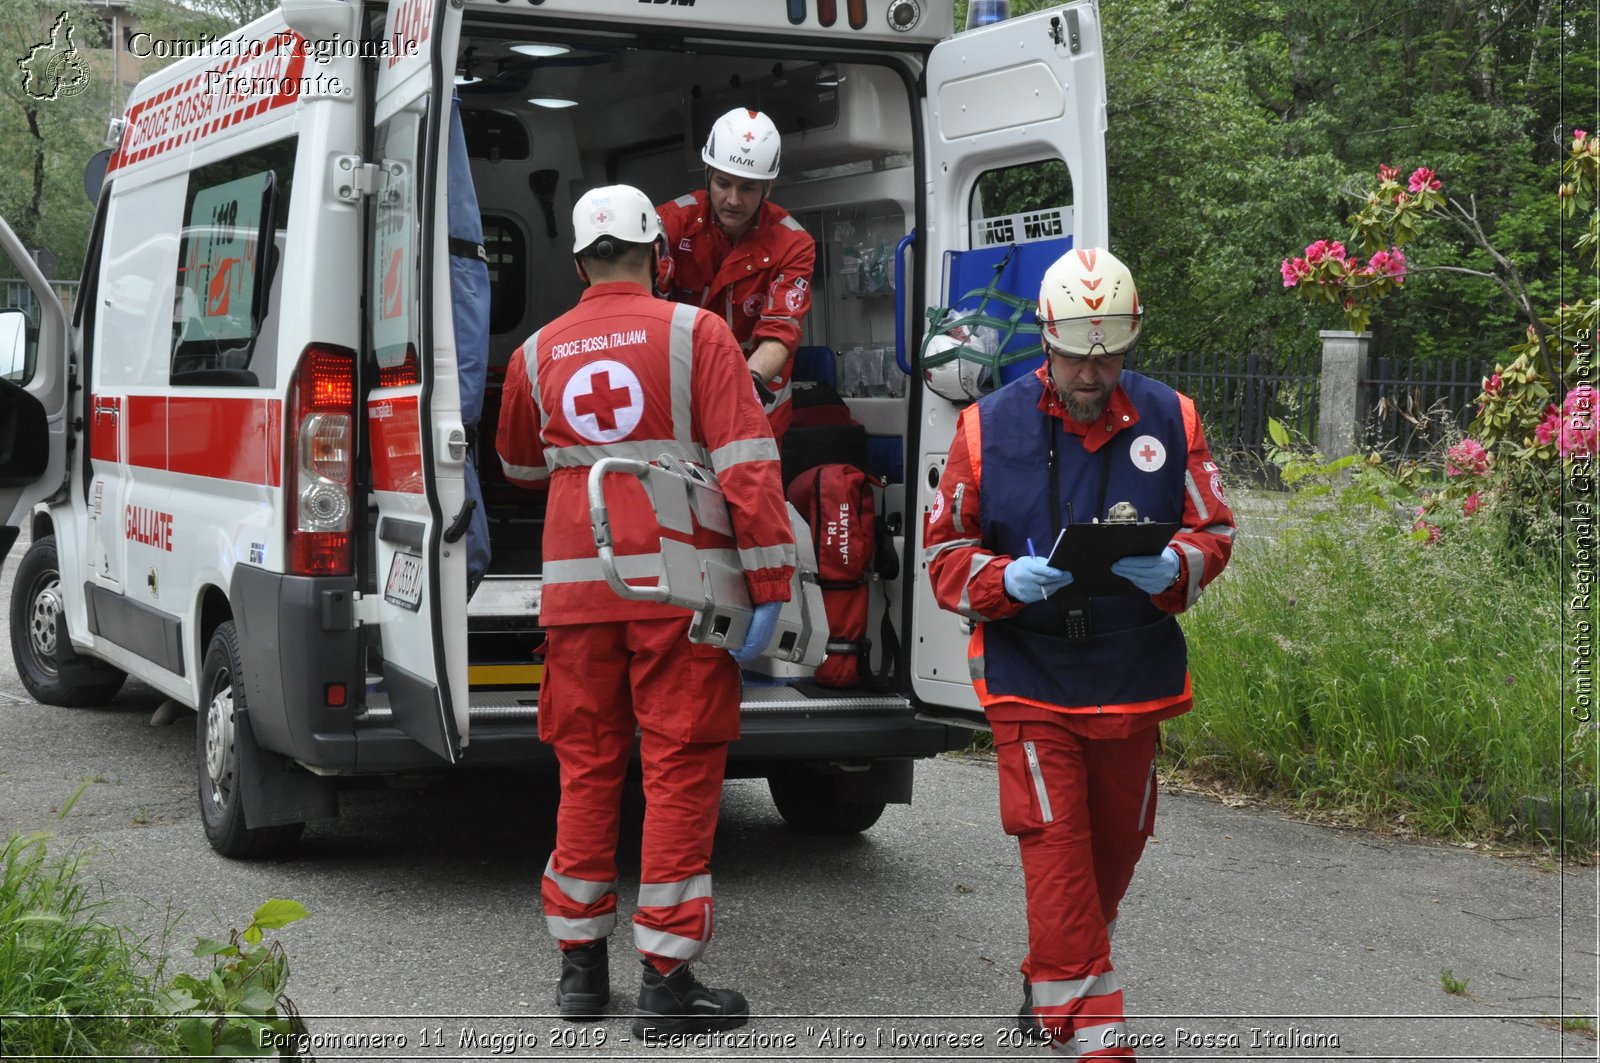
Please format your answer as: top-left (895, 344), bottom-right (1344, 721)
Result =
top-left (657, 107), bottom-right (816, 440)
top-left (923, 248), bottom-right (1235, 1060)
top-left (495, 185), bottom-right (796, 1037)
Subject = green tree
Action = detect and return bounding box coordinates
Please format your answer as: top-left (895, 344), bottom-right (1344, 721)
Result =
top-left (0, 0), bottom-right (118, 276)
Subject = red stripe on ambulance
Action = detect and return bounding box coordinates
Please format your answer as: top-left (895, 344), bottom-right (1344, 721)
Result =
top-left (108, 31), bottom-right (307, 176)
top-left (117, 394), bottom-right (283, 486)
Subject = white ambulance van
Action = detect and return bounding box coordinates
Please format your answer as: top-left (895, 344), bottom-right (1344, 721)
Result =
top-left (2, 0), bottom-right (1108, 856)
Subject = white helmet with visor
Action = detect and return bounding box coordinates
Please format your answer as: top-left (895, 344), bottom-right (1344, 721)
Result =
top-left (1037, 247), bottom-right (1143, 358)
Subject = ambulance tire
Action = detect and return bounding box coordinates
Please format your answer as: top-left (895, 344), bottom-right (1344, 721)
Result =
top-left (197, 621), bottom-right (304, 858)
top-left (10, 536), bottom-right (127, 706)
top-left (767, 771), bottom-right (887, 835)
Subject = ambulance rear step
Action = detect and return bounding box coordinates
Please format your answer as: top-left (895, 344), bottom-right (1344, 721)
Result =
top-left (355, 683), bottom-right (911, 725)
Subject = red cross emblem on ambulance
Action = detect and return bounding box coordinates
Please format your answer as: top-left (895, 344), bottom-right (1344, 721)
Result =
top-left (562, 359), bottom-right (644, 444)
top-left (1130, 434), bottom-right (1166, 472)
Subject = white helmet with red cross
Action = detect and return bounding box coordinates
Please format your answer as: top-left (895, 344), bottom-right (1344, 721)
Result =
top-left (571, 184), bottom-right (663, 255)
top-left (701, 108), bottom-right (782, 181)
top-left (1037, 247), bottom-right (1143, 357)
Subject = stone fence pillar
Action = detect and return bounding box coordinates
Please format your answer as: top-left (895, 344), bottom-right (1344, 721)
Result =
top-left (1318, 330), bottom-right (1371, 459)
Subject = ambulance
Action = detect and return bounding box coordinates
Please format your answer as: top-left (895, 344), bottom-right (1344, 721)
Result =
top-left (1, 0), bottom-right (1109, 855)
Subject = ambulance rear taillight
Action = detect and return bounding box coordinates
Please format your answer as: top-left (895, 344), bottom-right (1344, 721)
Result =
top-left (287, 345), bottom-right (356, 576)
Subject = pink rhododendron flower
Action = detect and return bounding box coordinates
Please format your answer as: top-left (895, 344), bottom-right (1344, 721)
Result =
top-left (1366, 248), bottom-right (1407, 281)
top-left (1559, 386), bottom-right (1599, 457)
top-left (1408, 167), bottom-right (1441, 193)
top-left (1462, 492), bottom-right (1483, 517)
top-left (1482, 373), bottom-right (1502, 396)
top-left (1327, 241), bottom-right (1347, 262)
top-left (1446, 438), bottom-right (1489, 477)
top-left (1378, 164), bottom-right (1399, 182)
top-left (1305, 240), bottom-right (1329, 264)
top-left (1534, 404), bottom-right (1562, 447)
top-left (1280, 257), bottom-right (1303, 287)
top-left (1577, 130), bottom-right (1588, 144)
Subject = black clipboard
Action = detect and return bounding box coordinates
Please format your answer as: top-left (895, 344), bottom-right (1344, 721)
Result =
top-left (1044, 520), bottom-right (1180, 597)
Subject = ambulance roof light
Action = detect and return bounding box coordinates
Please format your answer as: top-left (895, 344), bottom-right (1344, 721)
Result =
top-left (965, 0), bottom-right (1010, 30)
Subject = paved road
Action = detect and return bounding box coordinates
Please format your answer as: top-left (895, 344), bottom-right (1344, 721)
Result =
top-left (1, 549), bottom-right (1596, 1061)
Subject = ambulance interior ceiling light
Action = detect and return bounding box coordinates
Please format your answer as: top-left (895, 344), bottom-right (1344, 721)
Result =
top-left (528, 96), bottom-right (578, 108)
top-left (510, 43), bottom-right (571, 58)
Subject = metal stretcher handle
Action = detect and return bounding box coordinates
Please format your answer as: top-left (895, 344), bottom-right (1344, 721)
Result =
top-left (586, 456), bottom-right (681, 606)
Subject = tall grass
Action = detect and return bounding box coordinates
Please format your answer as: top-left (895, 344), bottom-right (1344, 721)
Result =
top-left (0, 829), bottom-right (182, 1057)
top-left (1174, 497), bottom-right (1593, 847)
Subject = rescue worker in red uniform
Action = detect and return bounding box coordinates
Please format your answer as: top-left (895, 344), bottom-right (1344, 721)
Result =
top-left (657, 107), bottom-right (816, 439)
top-left (495, 185), bottom-right (795, 1037)
top-left (924, 248), bottom-right (1235, 1059)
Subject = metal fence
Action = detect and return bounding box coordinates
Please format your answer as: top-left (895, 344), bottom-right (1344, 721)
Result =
top-left (1, 278), bottom-right (79, 319)
top-left (1137, 347), bottom-right (1321, 475)
top-left (1364, 352), bottom-right (1491, 456)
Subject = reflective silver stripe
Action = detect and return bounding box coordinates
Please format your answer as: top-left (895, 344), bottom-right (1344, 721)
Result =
top-left (740, 543), bottom-right (794, 571)
top-left (951, 483), bottom-right (967, 534)
top-left (545, 857), bottom-right (616, 905)
top-left (1049, 1036), bottom-right (1079, 1059)
top-left (673, 193), bottom-right (697, 208)
top-left (1201, 522), bottom-right (1237, 541)
top-left (969, 652), bottom-right (985, 681)
top-left (957, 553), bottom-right (999, 621)
top-left (522, 330), bottom-right (544, 415)
top-left (923, 536), bottom-right (981, 565)
top-left (500, 459), bottom-right (548, 483)
top-left (543, 548), bottom-right (743, 586)
top-left (633, 923), bottom-right (708, 961)
top-left (779, 215), bottom-right (805, 232)
top-left (670, 302), bottom-right (697, 444)
top-left (547, 913), bottom-right (617, 941)
top-left (1066, 1022), bottom-right (1126, 1055)
top-left (1024, 740), bottom-right (1054, 823)
top-left (546, 439), bottom-right (706, 470)
top-left (637, 874), bottom-right (712, 909)
top-left (1106, 918), bottom-right (1117, 942)
top-left (1184, 470), bottom-right (1211, 523)
top-left (710, 436), bottom-right (779, 470)
top-left (1176, 541), bottom-right (1205, 608)
top-left (1137, 757), bottom-right (1156, 831)
top-left (1031, 971), bottom-right (1123, 1009)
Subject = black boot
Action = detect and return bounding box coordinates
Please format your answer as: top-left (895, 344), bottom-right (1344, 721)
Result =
top-left (631, 961), bottom-right (749, 1038)
top-left (556, 941), bottom-right (610, 1021)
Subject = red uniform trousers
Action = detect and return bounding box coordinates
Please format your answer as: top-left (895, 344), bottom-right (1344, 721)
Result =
top-left (537, 616), bottom-right (742, 968)
top-left (994, 716), bottom-right (1159, 1060)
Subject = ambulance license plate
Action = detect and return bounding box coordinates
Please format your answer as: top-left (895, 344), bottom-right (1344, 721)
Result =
top-left (384, 552), bottom-right (425, 611)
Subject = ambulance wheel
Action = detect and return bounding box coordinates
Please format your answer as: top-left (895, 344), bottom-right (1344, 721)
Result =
top-left (197, 621), bottom-right (304, 858)
top-left (767, 772), bottom-right (886, 835)
top-left (10, 535), bottom-right (126, 706)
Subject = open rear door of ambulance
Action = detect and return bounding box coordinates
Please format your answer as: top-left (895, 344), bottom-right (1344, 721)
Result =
top-left (364, 0), bottom-right (470, 762)
top-left (911, 1), bottom-right (1109, 729)
top-left (0, 215), bottom-right (69, 565)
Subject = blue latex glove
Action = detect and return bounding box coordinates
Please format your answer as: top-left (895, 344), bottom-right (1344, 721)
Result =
top-left (731, 601), bottom-right (782, 665)
top-left (1003, 555), bottom-right (1075, 603)
top-left (1112, 547), bottom-right (1181, 594)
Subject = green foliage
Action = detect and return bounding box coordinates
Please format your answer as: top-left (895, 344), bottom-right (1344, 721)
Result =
top-left (162, 898), bottom-right (313, 1059)
top-left (0, 826), bottom-right (183, 1058)
top-left (1175, 428), bottom-right (1592, 847)
top-left (1440, 968), bottom-right (1470, 995)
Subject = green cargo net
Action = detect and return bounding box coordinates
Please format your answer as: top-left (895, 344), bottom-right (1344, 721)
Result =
top-left (919, 244), bottom-right (1042, 374)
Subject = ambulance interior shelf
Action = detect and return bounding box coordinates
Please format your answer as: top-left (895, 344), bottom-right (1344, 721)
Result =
top-left (919, 236), bottom-right (1073, 399)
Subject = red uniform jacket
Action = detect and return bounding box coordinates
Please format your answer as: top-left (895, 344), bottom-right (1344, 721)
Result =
top-left (657, 190), bottom-right (816, 437)
top-left (924, 365), bottom-right (1236, 735)
top-left (495, 280), bottom-right (795, 625)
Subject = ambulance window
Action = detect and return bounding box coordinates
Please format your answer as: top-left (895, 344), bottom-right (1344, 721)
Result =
top-left (170, 137), bottom-right (296, 387)
top-left (481, 216), bottom-right (525, 336)
top-left (968, 160), bottom-right (1073, 248)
